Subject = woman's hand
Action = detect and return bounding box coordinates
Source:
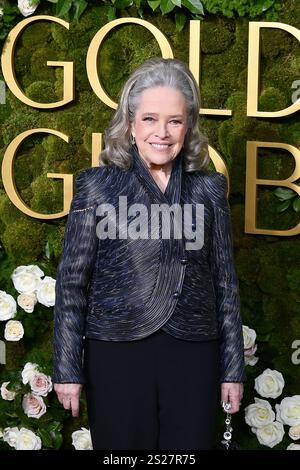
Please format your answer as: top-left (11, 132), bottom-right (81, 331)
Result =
top-left (54, 383), bottom-right (83, 417)
top-left (221, 382), bottom-right (243, 414)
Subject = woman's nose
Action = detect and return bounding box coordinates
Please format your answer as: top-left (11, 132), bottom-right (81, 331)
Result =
top-left (155, 122), bottom-right (169, 138)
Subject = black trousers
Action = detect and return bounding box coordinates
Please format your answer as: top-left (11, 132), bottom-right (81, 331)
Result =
top-left (83, 328), bottom-right (220, 450)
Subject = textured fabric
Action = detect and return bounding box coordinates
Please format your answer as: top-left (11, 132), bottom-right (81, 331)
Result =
top-left (83, 329), bottom-right (219, 450)
top-left (53, 144), bottom-right (246, 384)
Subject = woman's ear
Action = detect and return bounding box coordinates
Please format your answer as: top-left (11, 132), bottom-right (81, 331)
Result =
top-left (130, 123), bottom-right (135, 138)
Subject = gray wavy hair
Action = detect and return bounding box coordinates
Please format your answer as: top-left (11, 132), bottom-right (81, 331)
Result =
top-left (100, 57), bottom-right (209, 172)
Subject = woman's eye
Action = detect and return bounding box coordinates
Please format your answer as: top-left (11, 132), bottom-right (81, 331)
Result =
top-left (143, 117), bottom-right (154, 121)
top-left (170, 120), bottom-right (181, 125)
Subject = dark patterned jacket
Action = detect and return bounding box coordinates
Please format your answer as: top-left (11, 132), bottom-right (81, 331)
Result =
top-left (52, 145), bottom-right (246, 384)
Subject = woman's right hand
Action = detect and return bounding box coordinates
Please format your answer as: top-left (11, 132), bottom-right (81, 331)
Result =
top-left (54, 383), bottom-right (83, 417)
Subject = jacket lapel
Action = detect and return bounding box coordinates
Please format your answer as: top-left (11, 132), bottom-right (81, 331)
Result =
top-left (130, 144), bottom-right (183, 206)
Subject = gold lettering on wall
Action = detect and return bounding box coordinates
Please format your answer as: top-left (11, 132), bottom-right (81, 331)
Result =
top-left (189, 20), bottom-right (232, 116)
top-left (1, 15), bottom-right (74, 109)
top-left (245, 141), bottom-right (300, 235)
top-left (86, 17), bottom-right (173, 109)
top-left (92, 133), bottom-right (103, 167)
top-left (247, 22), bottom-right (300, 117)
top-left (0, 16), bottom-right (299, 235)
top-left (1, 129), bottom-right (73, 219)
top-left (208, 145), bottom-right (230, 195)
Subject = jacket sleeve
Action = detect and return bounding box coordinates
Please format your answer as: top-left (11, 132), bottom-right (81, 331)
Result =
top-left (209, 172), bottom-right (246, 383)
top-left (52, 169), bottom-right (100, 384)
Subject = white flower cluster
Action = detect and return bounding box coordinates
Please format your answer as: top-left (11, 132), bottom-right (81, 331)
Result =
top-left (243, 325), bottom-right (259, 366)
top-left (71, 427), bottom-right (93, 450)
top-left (12, 265), bottom-right (56, 310)
top-left (0, 264), bottom-right (56, 342)
top-left (245, 368), bottom-right (300, 449)
top-left (17, 1), bottom-right (39, 18)
top-left (21, 362), bottom-right (52, 419)
top-left (2, 427), bottom-right (41, 450)
top-left (1, 362), bottom-right (52, 420)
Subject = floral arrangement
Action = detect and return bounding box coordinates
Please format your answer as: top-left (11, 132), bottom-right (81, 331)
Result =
top-left (0, 0), bottom-right (282, 43)
top-left (244, 368), bottom-right (300, 449)
top-left (0, 264), bottom-right (92, 450)
top-left (242, 326), bottom-right (300, 450)
top-left (1, 264), bottom-right (298, 450)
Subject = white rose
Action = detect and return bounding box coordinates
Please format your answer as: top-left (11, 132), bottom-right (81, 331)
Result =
top-left (289, 425), bottom-right (300, 441)
top-left (245, 355), bottom-right (259, 366)
top-left (244, 344), bottom-right (257, 357)
top-left (72, 427), bottom-right (93, 450)
top-left (22, 393), bottom-right (47, 419)
top-left (17, 0), bottom-right (39, 17)
top-left (252, 421), bottom-right (285, 448)
top-left (3, 427), bottom-right (20, 448)
top-left (276, 396), bottom-right (300, 426)
top-left (243, 325), bottom-right (257, 349)
top-left (4, 320), bottom-right (24, 341)
top-left (11, 265), bottom-right (44, 294)
top-left (36, 276), bottom-right (56, 307)
top-left (245, 398), bottom-right (275, 428)
top-left (287, 443), bottom-right (300, 450)
top-left (21, 362), bottom-right (39, 385)
top-left (17, 292), bottom-right (37, 313)
top-left (254, 369), bottom-right (285, 399)
top-left (15, 427), bottom-right (42, 450)
top-left (1, 381), bottom-right (16, 401)
top-left (0, 8), bottom-right (4, 18)
top-left (0, 291), bottom-right (17, 321)
top-left (29, 372), bottom-right (53, 397)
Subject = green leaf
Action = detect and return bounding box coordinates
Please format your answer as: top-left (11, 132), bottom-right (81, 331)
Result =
top-left (52, 431), bottom-right (63, 449)
top-left (171, 0), bottom-right (182, 6)
top-left (160, 0), bottom-right (176, 14)
top-left (276, 200), bottom-right (290, 212)
top-left (175, 10), bottom-right (187, 32)
top-left (73, 0), bottom-right (88, 22)
top-left (274, 187), bottom-right (296, 201)
top-left (47, 420), bottom-right (63, 433)
top-left (147, 0), bottom-right (161, 11)
top-left (182, 0), bottom-right (204, 15)
top-left (107, 6), bottom-right (116, 21)
top-left (3, 5), bottom-right (20, 15)
top-left (292, 197), bottom-right (300, 213)
top-left (56, 0), bottom-right (72, 17)
top-left (37, 428), bottom-right (53, 449)
top-left (114, 0), bottom-right (134, 8)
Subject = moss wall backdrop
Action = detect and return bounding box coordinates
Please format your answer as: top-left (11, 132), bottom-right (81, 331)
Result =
top-left (0, 0), bottom-right (299, 450)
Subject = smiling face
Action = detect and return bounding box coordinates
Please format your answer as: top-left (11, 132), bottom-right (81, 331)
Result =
top-left (130, 86), bottom-right (188, 168)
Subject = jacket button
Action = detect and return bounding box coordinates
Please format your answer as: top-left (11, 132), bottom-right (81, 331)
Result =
top-left (180, 258), bottom-right (188, 265)
top-left (173, 291), bottom-right (180, 298)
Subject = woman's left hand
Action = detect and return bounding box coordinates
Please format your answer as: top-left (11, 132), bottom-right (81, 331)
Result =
top-left (221, 382), bottom-right (243, 414)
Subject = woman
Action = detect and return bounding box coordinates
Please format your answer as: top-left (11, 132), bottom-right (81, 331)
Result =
top-left (53, 57), bottom-right (245, 450)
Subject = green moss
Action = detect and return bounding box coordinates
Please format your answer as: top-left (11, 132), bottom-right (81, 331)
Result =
top-left (30, 47), bottom-right (60, 82)
top-left (259, 87), bottom-right (289, 112)
top-left (25, 81), bottom-right (59, 104)
top-left (261, 28), bottom-right (296, 60)
top-left (201, 16), bottom-right (235, 54)
top-left (2, 219), bottom-right (47, 264)
top-left (20, 21), bottom-right (53, 49)
top-left (99, 24), bottom-right (161, 101)
top-left (30, 174), bottom-right (64, 214)
top-left (46, 225), bottom-right (66, 261)
top-left (42, 134), bottom-right (71, 165)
